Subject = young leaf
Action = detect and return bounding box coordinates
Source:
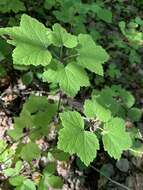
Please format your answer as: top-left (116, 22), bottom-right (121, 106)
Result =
top-left (77, 34), bottom-right (109, 76)
top-left (84, 99), bottom-right (111, 122)
top-left (4, 168), bottom-right (15, 177)
top-left (0, 14), bottom-right (52, 66)
top-left (20, 142), bottom-right (40, 162)
top-left (49, 23), bottom-right (78, 48)
top-left (15, 161), bottom-right (22, 175)
top-left (9, 176), bottom-right (24, 186)
top-left (43, 61), bottom-right (90, 97)
top-left (58, 111), bottom-right (99, 166)
top-left (102, 117), bottom-right (132, 159)
top-left (84, 88), bottom-right (119, 122)
top-left (3, 158), bottom-right (22, 177)
top-left (119, 21), bottom-right (126, 36)
top-left (119, 21), bottom-right (143, 45)
top-left (21, 179), bottom-right (36, 190)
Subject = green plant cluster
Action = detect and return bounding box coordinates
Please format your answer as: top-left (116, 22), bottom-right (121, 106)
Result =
top-left (0, 0), bottom-right (143, 189)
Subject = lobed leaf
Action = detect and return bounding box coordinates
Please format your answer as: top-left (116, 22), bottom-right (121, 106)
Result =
top-left (102, 117), bottom-right (132, 159)
top-left (77, 34), bottom-right (109, 76)
top-left (49, 23), bottom-right (78, 48)
top-left (43, 61), bottom-right (90, 97)
top-left (20, 142), bottom-right (40, 162)
top-left (0, 14), bottom-right (52, 66)
top-left (84, 88), bottom-right (119, 122)
top-left (58, 111), bottom-right (99, 166)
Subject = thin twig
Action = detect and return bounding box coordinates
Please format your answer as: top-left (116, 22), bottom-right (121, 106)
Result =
top-left (1, 155), bottom-right (14, 165)
top-left (90, 165), bottom-right (131, 190)
top-left (52, 51), bottom-right (60, 60)
top-left (63, 53), bottom-right (79, 61)
top-left (0, 144), bottom-right (10, 157)
top-left (57, 92), bottom-right (62, 113)
top-left (129, 148), bottom-right (143, 155)
top-left (96, 126), bottom-right (104, 132)
top-left (60, 46), bottom-right (63, 62)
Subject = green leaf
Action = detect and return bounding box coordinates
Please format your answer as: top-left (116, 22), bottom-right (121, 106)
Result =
top-left (84, 99), bottom-right (111, 122)
top-left (15, 161), bottom-right (22, 175)
top-left (43, 61), bottom-right (90, 97)
top-left (9, 130), bottom-right (21, 142)
top-left (0, 14), bottom-right (52, 66)
top-left (58, 111), bottom-right (99, 166)
top-left (44, 0), bottom-right (56, 10)
top-left (9, 176), bottom-right (24, 186)
top-left (39, 171), bottom-right (63, 190)
top-left (49, 23), bottom-right (78, 48)
top-left (119, 21), bottom-right (127, 36)
top-left (21, 179), bottom-right (36, 190)
top-left (102, 117), bottom-right (132, 159)
top-left (8, 95), bottom-right (57, 140)
top-left (20, 142), bottom-right (40, 162)
top-left (22, 95), bottom-right (54, 114)
top-left (3, 160), bottom-right (22, 177)
top-left (43, 162), bottom-right (57, 175)
top-left (50, 148), bottom-right (70, 161)
top-left (91, 4), bottom-right (112, 23)
top-left (107, 64), bottom-right (121, 78)
top-left (111, 85), bottom-right (135, 108)
top-left (38, 178), bottom-right (47, 190)
top-left (52, 1), bottom-right (77, 23)
top-left (120, 90), bottom-right (135, 108)
top-left (22, 71), bottom-right (33, 86)
top-left (0, 140), bottom-right (15, 165)
top-left (128, 107), bottom-right (142, 122)
top-left (119, 21), bottom-right (143, 45)
top-left (84, 88), bottom-right (119, 122)
top-left (96, 8), bottom-right (112, 23)
top-left (46, 175), bottom-right (63, 189)
top-left (8, 115), bottom-right (32, 141)
top-left (0, 38), bottom-right (12, 57)
top-left (135, 16), bottom-right (143, 26)
top-left (0, 0), bottom-right (25, 13)
top-left (84, 99), bottom-right (97, 118)
top-left (4, 168), bottom-right (15, 177)
top-left (77, 34), bottom-right (109, 76)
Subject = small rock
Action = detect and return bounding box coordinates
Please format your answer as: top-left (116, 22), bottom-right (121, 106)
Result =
top-left (116, 158), bottom-right (130, 172)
